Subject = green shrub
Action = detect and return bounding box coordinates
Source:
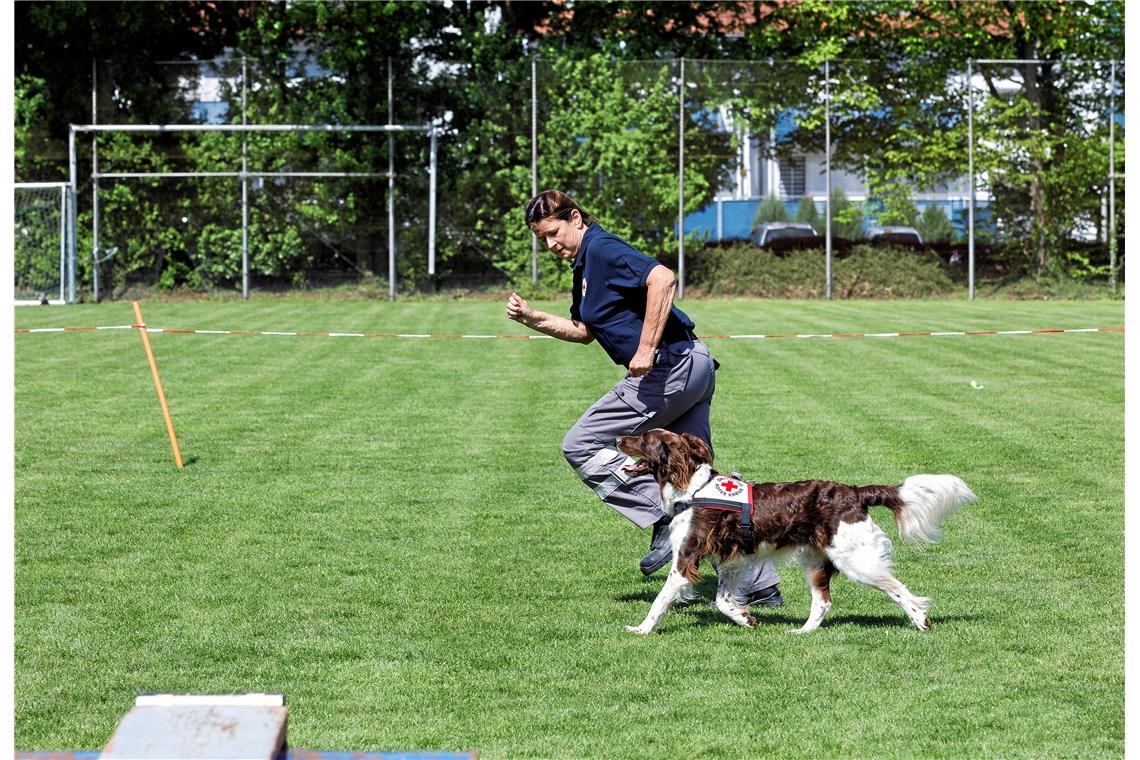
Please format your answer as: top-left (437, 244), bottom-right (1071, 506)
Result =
top-left (828, 188), bottom-right (865, 239)
top-left (833, 244), bottom-right (955, 297)
top-left (979, 271), bottom-right (1124, 300)
top-left (795, 198), bottom-right (822, 230)
top-left (916, 204), bottom-right (955, 243)
top-left (687, 242), bottom-right (955, 298)
top-left (753, 195), bottom-right (790, 225)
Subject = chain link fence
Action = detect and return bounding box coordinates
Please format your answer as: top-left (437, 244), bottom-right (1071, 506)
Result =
top-left (42, 55), bottom-right (1123, 300)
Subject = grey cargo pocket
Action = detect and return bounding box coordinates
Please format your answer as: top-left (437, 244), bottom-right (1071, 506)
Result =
top-left (612, 381), bottom-right (657, 430)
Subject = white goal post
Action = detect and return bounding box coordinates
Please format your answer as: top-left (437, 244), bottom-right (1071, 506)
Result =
top-left (14, 182), bottom-right (70, 305)
top-left (68, 122), bottom-right (439, 301)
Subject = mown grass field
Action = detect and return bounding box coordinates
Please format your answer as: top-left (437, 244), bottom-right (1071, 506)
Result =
top-left (14, 298), bottom-right (1124, 758)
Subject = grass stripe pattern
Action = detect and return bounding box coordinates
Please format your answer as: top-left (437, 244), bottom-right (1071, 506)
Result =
top-left (14, 299), bottom-right (1123, 758)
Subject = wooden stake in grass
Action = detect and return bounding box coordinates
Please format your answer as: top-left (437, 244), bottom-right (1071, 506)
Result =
top-left (132, 301), bottom-right (184, 469)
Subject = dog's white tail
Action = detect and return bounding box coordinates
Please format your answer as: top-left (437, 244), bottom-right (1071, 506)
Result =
top-left (895, 475), bottom-right (975, 544)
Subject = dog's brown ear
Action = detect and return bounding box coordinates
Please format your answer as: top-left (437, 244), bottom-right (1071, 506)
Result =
top-left (680, 433), bottom-right (713, 465)
top-left (642, 435), bottom-right (668, 471)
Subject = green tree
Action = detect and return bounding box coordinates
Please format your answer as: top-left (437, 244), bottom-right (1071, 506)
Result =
top-left (869, 178), bottom-right (918, 228)
top-left (15, 1), bottom-right (248, 294)
top-left (794, 197), bottom-right (822, 231)
top-left (915, 204), bottom-right (955, 243)
top-left (16, 0), bottom-right (1123, 292)
top-left (754, 195), bottom-right (790, 225)
top-left (14, 75), bottom-right (53, 174)
top-left (739, 0), bottom-right (1123, 275)
top-left (828, 188), bottom-right (864, 240)
top-left (15, 1), bottom-right (241, 177)
top-left (535, 54), bottom-right (729, 282)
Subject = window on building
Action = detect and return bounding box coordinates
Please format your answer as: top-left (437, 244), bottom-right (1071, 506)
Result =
top-left (779, 157), bottom-right (806, 198)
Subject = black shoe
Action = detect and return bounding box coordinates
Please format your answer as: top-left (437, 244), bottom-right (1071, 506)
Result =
top-left (741, 584), bottom-right (783, 608)
top-left (639, 517), bottom-right (673, 576)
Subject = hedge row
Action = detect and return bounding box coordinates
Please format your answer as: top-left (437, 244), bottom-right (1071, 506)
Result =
top-left (684, 243), bottom-right (956, 298)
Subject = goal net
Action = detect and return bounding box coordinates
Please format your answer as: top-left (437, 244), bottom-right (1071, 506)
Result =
top-left (14, 182), bottom-right (69, 305)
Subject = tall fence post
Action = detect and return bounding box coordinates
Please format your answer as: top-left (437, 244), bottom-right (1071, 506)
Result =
top-left (429, 127), bottom-right (437, 284)
top-left (1109, 59), bottom-right (1117, 295)
top-left (824, 59), bottom-right (832, 301)
top-left (531, 58), bottom-right (538, 286)
top-left (967, 58), bottom-right (975, 301)
top-left (57, 185), bottom-right (67, 302)
top-left (387, 58), bottom-right (396, 301)
top-left (677, 57), bottom-right (685, 300)
top-left (92, 59), bottom-right (102, 303)
top-left (241, 56), bottom-right (250, 301)
top-left (67, 126), bottom-right (78, 304)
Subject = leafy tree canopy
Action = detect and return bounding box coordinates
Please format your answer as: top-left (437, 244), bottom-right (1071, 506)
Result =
top-left (15, 0), bottom-right (1124, 292)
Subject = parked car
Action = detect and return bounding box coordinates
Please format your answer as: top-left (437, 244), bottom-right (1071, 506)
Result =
top-left (750, 222), bottom-right (819, 248)
top-left (864, 225), bottom-right (924, 247)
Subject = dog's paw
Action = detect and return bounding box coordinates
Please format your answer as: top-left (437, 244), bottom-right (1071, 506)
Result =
top-left (625, 625), bottom-right (653, 635)
top-left (788, 621), bottom-right (822, 634)
top-left (743, 613), bottom-right (757, 628)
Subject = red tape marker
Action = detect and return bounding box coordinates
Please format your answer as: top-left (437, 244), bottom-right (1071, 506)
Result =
top-left (16, 325), bottom-right (1125, 340)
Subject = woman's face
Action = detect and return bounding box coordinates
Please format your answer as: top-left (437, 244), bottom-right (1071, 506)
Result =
top-left (530, 210), bottom-right (585, 261)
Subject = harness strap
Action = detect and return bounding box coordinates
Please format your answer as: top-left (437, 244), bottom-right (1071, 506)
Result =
top-left (690, 475), bottom-right (757, 553)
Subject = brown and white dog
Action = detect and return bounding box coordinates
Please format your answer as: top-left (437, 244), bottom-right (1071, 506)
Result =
top-left (616, 429), bottom-right (975, 634)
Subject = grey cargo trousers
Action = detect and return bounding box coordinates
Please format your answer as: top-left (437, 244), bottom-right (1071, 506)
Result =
top-left (561, 337), bottom-right (779, 589)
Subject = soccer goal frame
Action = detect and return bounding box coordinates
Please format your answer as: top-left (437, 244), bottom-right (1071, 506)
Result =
top-left (68, 122), bottom-right (439, 301)
top-left (14, 182), bottom-right (71, 305)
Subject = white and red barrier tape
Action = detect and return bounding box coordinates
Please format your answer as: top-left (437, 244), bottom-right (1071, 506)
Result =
top-left (14, 324), bottom-right (1125, 340)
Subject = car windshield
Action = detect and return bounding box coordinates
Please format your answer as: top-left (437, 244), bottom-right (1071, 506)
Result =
top-left (767, 228), bottom-right (815, 241)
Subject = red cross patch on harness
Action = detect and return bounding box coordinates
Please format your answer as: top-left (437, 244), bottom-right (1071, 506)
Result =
top-left (714, 477), bottom-right (743, 497)
top-left (693, 475), bottom-right (753, 512)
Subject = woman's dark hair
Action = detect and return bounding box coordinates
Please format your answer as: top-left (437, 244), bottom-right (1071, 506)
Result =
top-left (524, 190), bottom-right (597, 227)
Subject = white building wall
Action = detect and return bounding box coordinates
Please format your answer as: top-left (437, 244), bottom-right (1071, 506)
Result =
top-left (714, 120), bottom-right (983, 205)
top-left (803, 153), bottom-right (864, 199)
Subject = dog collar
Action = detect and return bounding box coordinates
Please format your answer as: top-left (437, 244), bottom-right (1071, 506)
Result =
top-left (663, 464), bottom-right (713, 515)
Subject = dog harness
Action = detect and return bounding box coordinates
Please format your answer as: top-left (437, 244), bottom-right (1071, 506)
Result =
top-left (689, 475), bottom-right (757, 551)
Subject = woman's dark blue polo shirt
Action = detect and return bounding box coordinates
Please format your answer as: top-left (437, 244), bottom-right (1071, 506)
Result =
top-left (570, 224), bottom-right (696, 367)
